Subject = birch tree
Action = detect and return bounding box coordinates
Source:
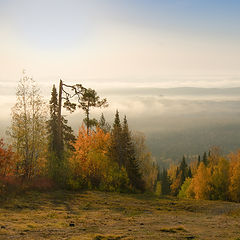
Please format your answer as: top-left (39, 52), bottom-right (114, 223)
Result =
top-left (10, 73), bottom-right (47, 179)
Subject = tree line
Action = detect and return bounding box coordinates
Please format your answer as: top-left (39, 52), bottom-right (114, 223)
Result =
top-left (157, 147), bottom-right (240, 202)
top-left (0, 73), bottom-right (158, 193)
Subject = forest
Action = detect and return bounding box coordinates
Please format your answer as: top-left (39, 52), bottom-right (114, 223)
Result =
top-left (0, 74), bottom-right (158, 195)
top-left (1, 74), bottom-right (240, 204)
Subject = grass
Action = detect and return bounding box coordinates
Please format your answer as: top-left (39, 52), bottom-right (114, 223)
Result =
top-left (160, 226), bottom-right (187, 233)
top-left (0, 190), bottom-right (240, 239)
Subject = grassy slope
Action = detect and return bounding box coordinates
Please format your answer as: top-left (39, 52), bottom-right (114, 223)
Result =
top-left (0, 191), bottom-right (240, 240)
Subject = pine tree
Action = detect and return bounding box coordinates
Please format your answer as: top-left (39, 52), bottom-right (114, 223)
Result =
top-left (122, 115), bottom-right (144, 191)
top-left (78, 88), bottom-right (108, 135)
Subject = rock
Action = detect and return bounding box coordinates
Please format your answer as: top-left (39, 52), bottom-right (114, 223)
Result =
top-left (1, 226), bottom-right (6, 229)
top-left (69, 222), bottom-right (75, 227)
top-left (186, 236), bottom-right (195, 239)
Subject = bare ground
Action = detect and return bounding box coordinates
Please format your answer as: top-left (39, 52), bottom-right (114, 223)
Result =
top-left (0, 190), bottom-right (240, 240)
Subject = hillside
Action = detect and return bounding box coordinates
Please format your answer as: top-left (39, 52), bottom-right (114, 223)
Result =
top-left (0, 191), bottom-right (240, 240)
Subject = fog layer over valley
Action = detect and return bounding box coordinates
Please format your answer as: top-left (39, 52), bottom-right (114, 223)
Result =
top-left (98, 87), bottom-right (240, 166)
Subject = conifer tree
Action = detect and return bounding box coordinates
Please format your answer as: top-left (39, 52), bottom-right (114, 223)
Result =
top-left (122, 115), bottom-right (144, 191)
top-left (110, 110), bottom-right (124, 167)
top-left (47, 85), bottom-right (76, 182)
top-left (197, 155), bottom-right (201, 167)
top-left (203, 152), bottom-right (208, 166)
top-left (47, 85), bottom-right (76, 156)
top-left (159, 168), bottom-right (171, 195)
top-left (78, 88), bottom-right (108, 135)
top-left (179, 155), bottom-right (188, 185)
top-left (48, 85), bottom-right (62, 156)
top-left (188, 167), bottom-right (192, 178)
top-left (98, 113), bottom-right (111, 133)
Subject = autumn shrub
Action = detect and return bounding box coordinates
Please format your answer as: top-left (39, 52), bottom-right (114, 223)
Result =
top-left (28, 177), bottom-right (55, 191)
top-left (0, 138), bottom-right (16, 177)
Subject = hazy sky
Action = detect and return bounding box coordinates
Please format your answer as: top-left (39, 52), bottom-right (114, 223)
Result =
top-left (1, 0), bottom-right (240, 88)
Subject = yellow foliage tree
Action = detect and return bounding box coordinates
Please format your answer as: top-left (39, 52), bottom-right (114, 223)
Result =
top-left (229, 151), bottom-right (240, 202)
top-left (191, 162), bottom-right (212, 200)
top-left (211, 157), bottom-right (229, 200)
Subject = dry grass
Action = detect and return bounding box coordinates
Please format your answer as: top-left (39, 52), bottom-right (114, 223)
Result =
top-left (0, 190), bottom-right (240, 239)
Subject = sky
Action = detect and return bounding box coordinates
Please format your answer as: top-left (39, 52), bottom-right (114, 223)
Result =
top-left (1, 0), bottom-right (240, 87)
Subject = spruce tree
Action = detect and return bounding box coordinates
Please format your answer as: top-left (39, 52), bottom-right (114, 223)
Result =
top-left (203, 152), bottom-right (208, 166)
top-left (122, 115), bottom-right (144, 191)
top-left (48, 85), bottom-right (76, 154)
top-left (179, 155), bottom-right (188, 185)
top-left (187, 167), bottom-right (192, 178)
top-left (47, 85), bottom-right (76, 182)
top-left (159, 168), bottom-right (171, 195)
top-left (98, 113), bottom-right (111, 133)
top-left (48, 85), bottom-right (62, 156)
top-left (110, 110), bottom-right (124, 166)
top-left (197, 155), bottom-right (201, 167)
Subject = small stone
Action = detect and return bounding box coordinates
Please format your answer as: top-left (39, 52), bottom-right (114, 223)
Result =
top-left (186, 236), bottom-right (195, 240)
top-left (69, 222), bottom-right (75, 227)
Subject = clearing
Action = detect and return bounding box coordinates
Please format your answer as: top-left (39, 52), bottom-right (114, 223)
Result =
top-left (0, 190), bottom-right (240, 239)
